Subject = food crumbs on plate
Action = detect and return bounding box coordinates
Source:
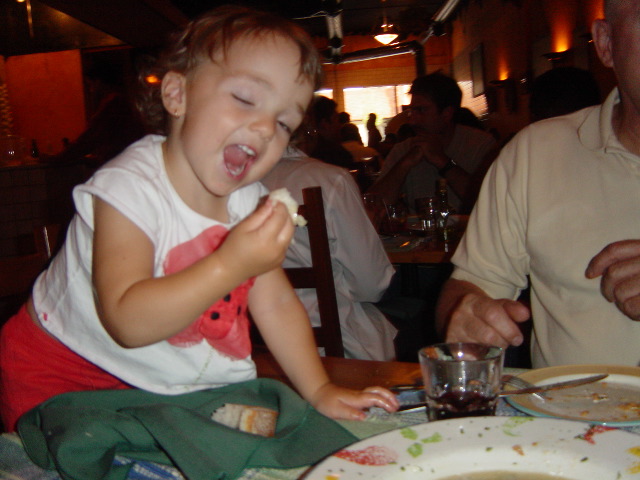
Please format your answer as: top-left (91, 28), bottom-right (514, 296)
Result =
top-left (400, 427), bottom-right (418, 440)
top-left (590, 392), bottom-right (608, 402)
top-left (421, 433), bottom-right (443, 444)
top-left (407, 443), bottom-right (423, 458)
top-left (512, 445), bottom-right (525, 456)
top-left (334, 445), bottom-right (398, 466)
top-left (576, 425), bottom-right (616, 444)
top-left (620, 402), bottom-right (640, 413)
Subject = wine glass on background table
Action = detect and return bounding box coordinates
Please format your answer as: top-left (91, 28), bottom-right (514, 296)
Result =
top-left (383, 202), bottom-right (407, 235)
top-left (362, 192), bottom-right (385, 231)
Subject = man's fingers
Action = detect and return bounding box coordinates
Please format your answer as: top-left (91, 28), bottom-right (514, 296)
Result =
top-left (586, 240), bottom-right (640, 278)
top-left (502, 299), bottom-right (531, 323)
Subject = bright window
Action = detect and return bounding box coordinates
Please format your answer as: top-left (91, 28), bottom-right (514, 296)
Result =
top-left (343, 85), bottom-right (411, 122)
top-left (458, 80), bottom-right (488, 118)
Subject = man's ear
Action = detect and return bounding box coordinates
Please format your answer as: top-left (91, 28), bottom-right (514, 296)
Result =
top-left (161, 71), bottom-right (187, 117)
top-left (592, 19), bottom-right (613, 69)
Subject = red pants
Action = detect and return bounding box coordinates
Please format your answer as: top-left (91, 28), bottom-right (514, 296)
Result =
top-left (0, 305), bottom-right (130, 431)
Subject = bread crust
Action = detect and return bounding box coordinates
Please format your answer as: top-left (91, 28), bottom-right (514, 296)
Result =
top-left (212, 403), bottom-right (278, 437)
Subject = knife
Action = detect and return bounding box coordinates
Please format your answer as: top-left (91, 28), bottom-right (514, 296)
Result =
top-left (498, 373), bottom-right (608, 396)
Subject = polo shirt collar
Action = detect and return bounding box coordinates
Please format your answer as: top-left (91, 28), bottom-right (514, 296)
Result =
top-left (579, 87), bottom-right (629, 156)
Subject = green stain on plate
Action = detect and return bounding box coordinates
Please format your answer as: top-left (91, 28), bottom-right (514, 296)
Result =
top-left (407, 442), bottom-right (423, 458)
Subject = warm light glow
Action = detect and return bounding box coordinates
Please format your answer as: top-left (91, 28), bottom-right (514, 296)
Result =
top-left (373, 0), bottom-right (398, 46)
top-left (543, 0), bottom-right (577, 54)
top-left (554, 36), bottom-right (571, 53)
top-left (16, 0), bottom-right (26, 3)
top-left (498, 57), bottom-right (509, 81)
top-left (374, 21), bottom-right (398, 45)
top-left (374, 32), bottom-right (398, 45)
top-left (145, 75), bottom-right (160, 84)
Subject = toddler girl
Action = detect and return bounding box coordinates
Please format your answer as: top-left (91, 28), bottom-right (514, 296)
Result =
top-left (0, 5), bottom-right (398, 431)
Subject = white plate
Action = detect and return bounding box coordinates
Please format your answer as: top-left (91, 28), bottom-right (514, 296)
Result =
top-left (506, 365), bottom-right (640, 426)
top-left (304, 416), bottom-right (640, 479)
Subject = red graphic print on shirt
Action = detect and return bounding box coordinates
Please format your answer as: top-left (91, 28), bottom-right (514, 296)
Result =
top-left (163, 225), bottom-right (255, 359)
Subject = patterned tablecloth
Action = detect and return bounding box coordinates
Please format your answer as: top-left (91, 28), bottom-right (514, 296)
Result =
top-left (2, 397), bottom-right (639, 480)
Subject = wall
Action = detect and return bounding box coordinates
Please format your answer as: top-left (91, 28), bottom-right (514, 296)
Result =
top-left (4, 50), bottom-right (86, 156)
top-left (449, 0), bottom-right (615, 141)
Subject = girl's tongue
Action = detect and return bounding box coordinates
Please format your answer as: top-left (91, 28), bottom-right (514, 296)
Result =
top-left (223, 144), bottom-right (255, 178)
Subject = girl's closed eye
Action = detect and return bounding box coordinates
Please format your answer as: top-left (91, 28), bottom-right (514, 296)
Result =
top-left (278, 121), bottom-right (293, 135)
top-left (232, 93), bottom-right (255, 106)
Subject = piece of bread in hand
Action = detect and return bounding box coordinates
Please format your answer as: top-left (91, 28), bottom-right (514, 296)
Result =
top-left (269, 188), bottom-right (307, 227)
top-left (211, 403), bottom-right (278, 437)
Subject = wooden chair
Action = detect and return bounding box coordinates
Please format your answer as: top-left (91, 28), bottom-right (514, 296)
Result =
top-left (0, 224), bottom-right (60, 325)
top-left (284, 187), bottom-right (344, 357)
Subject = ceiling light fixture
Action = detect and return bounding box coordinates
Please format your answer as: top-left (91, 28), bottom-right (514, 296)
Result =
top-left (373, 0), bottom-right (398, 45)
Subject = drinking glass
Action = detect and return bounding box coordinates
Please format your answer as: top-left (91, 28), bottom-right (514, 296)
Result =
top-left (384, 202), bottom-right (407, 234)
top-left (419, 343), bottom-right (504, 421)
top-left (362, 192), bottom-right (385, 230)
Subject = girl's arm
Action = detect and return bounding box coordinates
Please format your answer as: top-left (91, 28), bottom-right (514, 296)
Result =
top-left (92, 197), bottom-right (293, 347)
top-left (249, 270), bottom-right (399, 420)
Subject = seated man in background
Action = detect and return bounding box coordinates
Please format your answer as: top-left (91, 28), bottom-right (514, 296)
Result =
top-left (368, 72), bottom-right (497, 214)
top-left (436, 0), bottom-right (640, 368)
top-left (309, 96), bottom-right (357, 171)
top-left (262, 145), bottom-right (397, 361)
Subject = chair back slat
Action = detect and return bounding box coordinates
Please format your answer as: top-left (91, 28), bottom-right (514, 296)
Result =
top-left (285, 187), bottom-right (344, 357)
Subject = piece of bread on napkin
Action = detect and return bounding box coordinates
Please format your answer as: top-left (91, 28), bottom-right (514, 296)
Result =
top-left (269, 188), bottom-right (307, 227)
top-left (211, 403), bottom-right (278, 437)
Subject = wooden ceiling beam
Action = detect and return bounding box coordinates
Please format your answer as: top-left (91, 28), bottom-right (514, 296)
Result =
top-left (36, 0), bottom-right (188, 48)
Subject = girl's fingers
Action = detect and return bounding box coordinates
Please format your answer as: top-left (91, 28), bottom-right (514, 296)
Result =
top-left (363, 386), bottom-right (400, 408)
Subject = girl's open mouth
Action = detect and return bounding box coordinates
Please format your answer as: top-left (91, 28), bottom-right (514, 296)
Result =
top-left (223, 144), bottom-right (256, 178)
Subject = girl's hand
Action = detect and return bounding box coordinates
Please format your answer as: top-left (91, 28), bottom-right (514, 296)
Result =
top-left (218, 199), bottom-right (294, 279)
top-left (309, 382), bottom-right (399, 420)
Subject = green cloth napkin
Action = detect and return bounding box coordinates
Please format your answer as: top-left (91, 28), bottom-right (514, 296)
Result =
top-left (17, 378), bottom-right (357, 480)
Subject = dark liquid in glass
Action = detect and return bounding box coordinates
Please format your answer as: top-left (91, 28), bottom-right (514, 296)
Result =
top-left (427, 391), bottom-right (496, 421)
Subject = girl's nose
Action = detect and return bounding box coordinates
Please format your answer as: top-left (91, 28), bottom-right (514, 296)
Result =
top-left (250, 114), bottom-right (276, 141)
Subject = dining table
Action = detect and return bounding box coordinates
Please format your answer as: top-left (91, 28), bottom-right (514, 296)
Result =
top-left (1, 351), bottom-right (638, 480)
top-left (382, 214), bottom-right (468, 265)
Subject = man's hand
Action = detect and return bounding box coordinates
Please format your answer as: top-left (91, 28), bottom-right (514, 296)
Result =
top-left (437, 279), bottom-right (530, 348)
top-left (585, 239), bottom-right (640, 321)
top-left (408, 133), bottom-right (449, 170)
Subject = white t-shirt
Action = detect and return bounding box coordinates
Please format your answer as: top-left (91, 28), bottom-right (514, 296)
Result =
top-left (33, 135), bottom-right (265, 394)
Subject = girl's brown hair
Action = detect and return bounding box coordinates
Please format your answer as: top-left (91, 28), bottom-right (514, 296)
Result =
top-left (136, 5), bottom-right (324, 135)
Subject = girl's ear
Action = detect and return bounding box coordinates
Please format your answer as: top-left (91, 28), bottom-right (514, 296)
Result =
top-left (161, 71), bottom-right (187, 117)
